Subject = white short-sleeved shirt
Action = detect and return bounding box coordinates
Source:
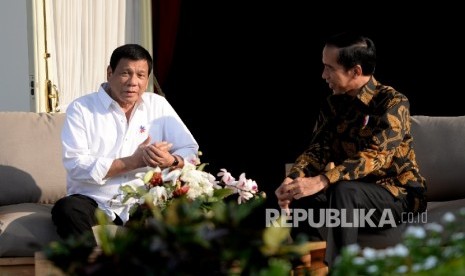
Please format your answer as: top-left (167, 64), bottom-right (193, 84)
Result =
top-left (61, 84), bottom-right (199, 223)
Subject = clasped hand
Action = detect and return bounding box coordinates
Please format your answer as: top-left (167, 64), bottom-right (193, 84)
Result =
top-left (133, 136), bottom-right (174, 169)
top-left (275, 175), bottom-right (328, 215)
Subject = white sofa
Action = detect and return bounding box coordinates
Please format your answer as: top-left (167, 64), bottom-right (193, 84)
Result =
top-left (1, 112), bottom-right (465, 272)
top-left (0, 112), bottom-right (66, 273)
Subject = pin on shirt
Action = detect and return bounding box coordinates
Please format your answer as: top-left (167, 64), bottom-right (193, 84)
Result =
top-left (139, 125), bottom-right (146, 133)
top-left (362, 115), bottom-right (370, 129)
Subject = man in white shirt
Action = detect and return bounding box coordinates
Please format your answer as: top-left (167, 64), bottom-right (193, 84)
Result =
top-left (51, 44), bottom-right (198, 245)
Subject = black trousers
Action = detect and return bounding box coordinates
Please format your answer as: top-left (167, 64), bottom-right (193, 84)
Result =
top-left (289, 181), bottom-right (409, 268)
top-left (51, 194), bottom-right (124, 247)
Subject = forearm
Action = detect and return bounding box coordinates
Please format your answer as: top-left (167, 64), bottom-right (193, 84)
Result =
top-left (106, 155), bottom-right (145, 179)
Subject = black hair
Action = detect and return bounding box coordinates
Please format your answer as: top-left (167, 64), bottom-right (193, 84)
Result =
top-left (325, 32), bottom-right (376, 75)
top-left (109, 44), bottom-right (153, 75)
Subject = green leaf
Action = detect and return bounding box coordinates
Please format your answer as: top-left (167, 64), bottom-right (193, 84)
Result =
top-left (213, 188), bottom-right (236, 199)
top-left (143, 170), bottom-right (154, 183)
top-left (197, 163), bottom-right (208, 171)
top-left (257, 258), bottom-right (292, 276)
top-left (261, 223), bottom-right (291, 255)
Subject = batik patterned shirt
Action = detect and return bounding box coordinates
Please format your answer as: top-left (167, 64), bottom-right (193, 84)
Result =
top-left (288, 77), bottom-right (426, 213)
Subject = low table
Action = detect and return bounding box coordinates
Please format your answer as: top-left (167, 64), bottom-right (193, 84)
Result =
top-left (292, 241), bottom-right (328, 276)
top-left (34, 251), bottom-right (65, 276)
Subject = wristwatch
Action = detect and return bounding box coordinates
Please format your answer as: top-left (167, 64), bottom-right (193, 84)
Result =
top-left (171, 155), bottom-right (179, 168)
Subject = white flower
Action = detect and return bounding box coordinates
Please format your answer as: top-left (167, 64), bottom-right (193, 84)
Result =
top-left (405, 225), bottom-right (426, 239)
top-left (181, 169), bottom-right (215, 200)
top-left (423, 256), bottom-right (438, 270)
top-left (366, 264), bottom-right (378, 273)
top-left (383, 247), bottom-right (395, 257)
top-left (424, 222), bottom-right (444, 233)
top-left (144, 186), bottom-right (168, 207)
top-left (162, 169), bottom-right (182, 186)
top-left (374, 249), bottom-right (385, 258)
top-left (393, 244), bottom-right (409, 257)
top-left (442, 212), bottom-right (456, 223)
top-left (362, 247), bottom-right (377, 260)
top-left (345, 244), bottom-right (360, 255)
top-left (352, 257), bottom-right (365, 265)
top-left (122, 178), bottom-right (145, 191)
top-left (115, 154), bottom-right (260, 211)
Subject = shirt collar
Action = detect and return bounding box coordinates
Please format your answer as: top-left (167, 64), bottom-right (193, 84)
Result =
top-left (97, 82), bottom-right (146, 111)
top-left (97, 82), bottom-right (113, 110)
top-left (355, 76), bottom-right (378, 106)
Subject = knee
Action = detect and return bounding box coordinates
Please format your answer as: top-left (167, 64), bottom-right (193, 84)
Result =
top-left (51, 195), bottom-right (95, 221)
top-left (327, 181), bottom-right (359, 197)
top-left (52, 196), bottom-right (74, 216)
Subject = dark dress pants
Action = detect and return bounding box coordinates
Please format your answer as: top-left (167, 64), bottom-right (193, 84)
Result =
top-left (51, 194), bottom-right (124, 247)
top-left (289, 181), bottom-right (409, 268)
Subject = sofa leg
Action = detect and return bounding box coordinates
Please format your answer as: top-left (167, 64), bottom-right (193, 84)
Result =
top-left (34, 251), bottom-right (65, 276)
top-left (291, 241), bottom-right (328, 276)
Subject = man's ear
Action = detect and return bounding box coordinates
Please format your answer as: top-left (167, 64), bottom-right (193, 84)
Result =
top-left (353, 65), bottom-right (362, 78)
top-left (106, 65), bottom-right (112, 80)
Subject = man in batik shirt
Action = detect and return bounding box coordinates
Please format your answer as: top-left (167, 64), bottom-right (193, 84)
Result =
top-left (275, 32), bottom-right (426, 268)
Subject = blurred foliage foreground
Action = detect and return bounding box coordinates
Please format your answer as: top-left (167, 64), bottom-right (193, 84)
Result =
top-left (43, 197), bottom-right (311, 275)
top-left (331, 210), bottom-right (465, 276)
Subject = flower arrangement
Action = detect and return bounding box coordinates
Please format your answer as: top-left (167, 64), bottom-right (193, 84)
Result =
top-left (43, 154), bottom-right (313, 275)
top-left (116, 154), bottom-right (261, 215)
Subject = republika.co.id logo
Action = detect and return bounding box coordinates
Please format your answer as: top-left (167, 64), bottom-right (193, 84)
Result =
top-left (265, 208), bottom-right (427, 228)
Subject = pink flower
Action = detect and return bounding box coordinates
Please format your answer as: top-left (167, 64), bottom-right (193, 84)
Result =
top-left (217, 169), bottom-right (235, 185)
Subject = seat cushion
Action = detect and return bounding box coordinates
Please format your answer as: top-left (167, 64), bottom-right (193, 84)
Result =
top-left (357, 199), bottom-right (465, 249)
top-left (357, 223), bottom-right (407, 249)
top-left (426, 198), bottom-right (465, 224)
top-left (0, 203), bottom-right (61, 257)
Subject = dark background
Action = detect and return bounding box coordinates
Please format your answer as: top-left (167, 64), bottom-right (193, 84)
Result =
top-left (160, 2), bottom-right (464, 201)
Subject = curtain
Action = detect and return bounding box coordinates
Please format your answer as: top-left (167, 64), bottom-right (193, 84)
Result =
top-left (152, 0), bottom-right (181, 94)
top-left (42, 0), bottom-right (152, 112)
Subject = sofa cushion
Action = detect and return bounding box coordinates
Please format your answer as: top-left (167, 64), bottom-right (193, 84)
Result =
top-left (0, 112), bottom-right (66, 205)
top-left (357, 224), bottom-right (406, 249)
top-left (356, 199), bottom-right (465, 249)
top-left (426, 199), bottom-right (465, 223)
top-left (410, 115), bottom-right (465, 202)
top-left (0, 203), bottom-right (61, 257)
